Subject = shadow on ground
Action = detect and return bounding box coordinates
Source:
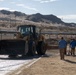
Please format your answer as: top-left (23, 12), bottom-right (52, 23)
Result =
top-left (64, 59), bottom-right (76, 64)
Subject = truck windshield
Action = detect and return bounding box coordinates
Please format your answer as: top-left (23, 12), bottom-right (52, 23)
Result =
top-left (18, 27), bottom-right (30, 34)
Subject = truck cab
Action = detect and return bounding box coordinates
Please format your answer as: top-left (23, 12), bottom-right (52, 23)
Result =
top-left (17, 25), bottom-right (40, 40)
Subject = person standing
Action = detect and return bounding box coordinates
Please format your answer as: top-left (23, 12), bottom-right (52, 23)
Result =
top-left (70, 39), bottom-right (76, 56)
top-left (58, 37), bottom-right (67, 60)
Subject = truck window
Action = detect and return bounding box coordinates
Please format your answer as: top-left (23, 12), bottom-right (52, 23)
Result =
top-left (18, 27), bottom-right (30, 34)
top-left (36, 27), bottom-right (40, 34)
top-left (31, 27), bottom-right (33, 33)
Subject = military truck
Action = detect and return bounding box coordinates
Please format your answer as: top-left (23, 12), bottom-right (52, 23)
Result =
top-left (0, 25), bottom-right (47, 58)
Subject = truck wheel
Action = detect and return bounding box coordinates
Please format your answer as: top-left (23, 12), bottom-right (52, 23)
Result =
top-left (30, 45), bottom-right (36, 56)
top-left (27, 43), bottom-right (36, 56)
top-left (41, 42), bottom-right (47, 55)
top-left (37, 41), bottom-right (47, 55)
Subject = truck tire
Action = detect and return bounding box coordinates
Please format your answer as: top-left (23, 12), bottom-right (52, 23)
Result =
top-left (27, 46), bottom-right (36, 56)
top-left (31, 45), bottom-right (36, 55)
top-left (27, 41), bottom-right (36, 56)
top-left (37, 41), bottom-right (47, 55)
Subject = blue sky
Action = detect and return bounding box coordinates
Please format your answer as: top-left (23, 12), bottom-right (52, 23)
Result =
top-left (0, 0), bottom-right (76, 23)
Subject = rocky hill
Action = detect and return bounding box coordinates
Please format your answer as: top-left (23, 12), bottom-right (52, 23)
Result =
top-left (0, 10), bottom-right (76, 32)
top-left (26, 13), bottom-right (64, 24)
top-left (0, 10), bottom-right (26, 16)
top-left (0, 10), bottom-right (76, 27)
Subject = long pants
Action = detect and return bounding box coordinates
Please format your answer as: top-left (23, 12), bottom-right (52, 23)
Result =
top-left (60, 48), bottom-right (65, 60)
top-left (64, 47), bottom-right (67, 55)
top-left (71, 48), bottom-right (75, 56)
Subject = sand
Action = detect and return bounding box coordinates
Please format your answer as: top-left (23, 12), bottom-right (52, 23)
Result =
top-left (9, 49), bottom-right (76, 75)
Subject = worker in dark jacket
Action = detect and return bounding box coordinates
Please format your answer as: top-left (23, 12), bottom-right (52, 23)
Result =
top-left (70, 39), bottom-right (76, 56)
top-left (58, 37), bottom-right (67, 60)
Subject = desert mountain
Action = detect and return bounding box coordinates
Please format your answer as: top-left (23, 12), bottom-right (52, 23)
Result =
top-left (0, 10), bottom-right (76, 28)
top-left (26, 13), bottom-right (64, 24)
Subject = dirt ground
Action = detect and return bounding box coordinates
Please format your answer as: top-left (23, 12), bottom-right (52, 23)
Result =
top-left (10, 49), bottom-right (76, 75)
